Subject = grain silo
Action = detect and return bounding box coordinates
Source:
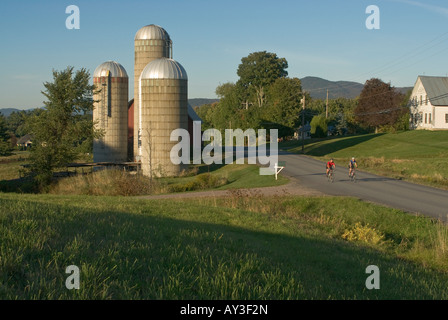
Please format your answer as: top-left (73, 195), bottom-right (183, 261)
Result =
top-left (139, 57), bottom-right (188, 177)
top-left (93, 61), bottom-right (129, 162)
top-left (133, 24), bottom-right (172, 161)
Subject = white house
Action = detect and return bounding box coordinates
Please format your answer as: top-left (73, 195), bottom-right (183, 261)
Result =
top-left (409, 76), bottom-right (448, 130)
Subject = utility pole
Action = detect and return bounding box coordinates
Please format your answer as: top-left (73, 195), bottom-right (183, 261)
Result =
top-left (301, 94), bottom-right (305, 154)
top-left (326, 89), bottom-right (329, 119)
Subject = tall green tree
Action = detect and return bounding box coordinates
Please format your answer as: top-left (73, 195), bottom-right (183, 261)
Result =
top-left (237, 51), bottom-right (288, 108)
top-left (310, 115), bottom-right (329, 138)
top-left (27, 67), bottom-right (100, 187)
top-left (6, 109), bottom-right (43, 138)
top-left (0, 113), bottom-right (12, 156)
top-left (263, 77), bottom-right (303, 137)
top-left (213, 82), bottom-right (243, 130)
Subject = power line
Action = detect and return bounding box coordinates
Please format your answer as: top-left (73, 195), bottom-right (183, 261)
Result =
top-left (302, 31), bottom-right (448, 97)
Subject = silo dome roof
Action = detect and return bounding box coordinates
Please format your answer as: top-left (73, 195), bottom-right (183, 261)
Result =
top-left (93, 61), bottom-right (128, 78)
top-left (140, 58), bottom-right (187, 80)
top-left (135, 24), bottom-right (171, 41)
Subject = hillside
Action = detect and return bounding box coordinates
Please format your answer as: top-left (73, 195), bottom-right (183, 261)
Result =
top-left (0, 108), bottom-right (22, 117)
top-left (188, 98), bottom-right (219, 108)
top-left (0, 100), bottom-right (219, 116)
top-left (301, 76), bottom-right (412, 100)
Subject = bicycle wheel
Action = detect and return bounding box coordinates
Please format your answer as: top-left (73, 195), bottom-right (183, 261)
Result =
top-left (350, 171), bottom-right (356, 182)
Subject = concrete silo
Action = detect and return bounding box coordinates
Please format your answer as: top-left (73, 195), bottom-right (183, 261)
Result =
top-left (139, 57), bottom-right (188, 177)
top-left (133, 24), bottom-right (172, 160)
top-left (93, 61), bottom-right (129, 162)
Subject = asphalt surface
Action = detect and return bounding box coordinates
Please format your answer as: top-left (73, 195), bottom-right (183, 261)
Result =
top-left (277, 151), bottom-right (448, 222)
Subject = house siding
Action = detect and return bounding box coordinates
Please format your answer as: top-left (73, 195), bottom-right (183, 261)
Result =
top-left (409, 76), bottom-right (448, 130)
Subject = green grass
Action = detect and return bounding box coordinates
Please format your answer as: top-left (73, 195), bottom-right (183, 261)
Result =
top-left (47, 163), bottom-right (289, 196)
top-left (164, 163), bottom-right (289, 191)
top-left (0, 152), bottom-right (289, 195)
top-left (280, 130), bottom-right (448, 188)
top-left (0, 151), bottom-right (29, 181)
top-left (1, 192), bottom-right (448, 299)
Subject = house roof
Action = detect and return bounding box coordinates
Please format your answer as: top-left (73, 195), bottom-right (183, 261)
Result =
top-left (17, 134), bottom-right (33, 144)
top-left (298, 123), bottom-right (311, 132)
top-left (418, 76), bottom-right (448, 106)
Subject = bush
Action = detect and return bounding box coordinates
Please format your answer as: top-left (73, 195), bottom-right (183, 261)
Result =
top-left (168, 173), bottom-right (228, 193)
top-left (49, 169), bottom-right (155, 196)
top-left (310, 115), bottom-right (329, 138)
top-left (0, 140), bottom-right (13, 156)
top-left (341, 222), bottom-right (385, 245)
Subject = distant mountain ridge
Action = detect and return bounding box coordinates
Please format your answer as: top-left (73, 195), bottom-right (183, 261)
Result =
top-left (301, 76), bottom-right (412, 100)
top-left (188, 98), bottom-right (219, 108)
top-left (0, 99), bottom-right (220, 117)
top-left (0, 108), bottom-right (22, 117)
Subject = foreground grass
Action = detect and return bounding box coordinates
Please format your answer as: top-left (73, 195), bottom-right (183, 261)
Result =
top-left (1, 192), bottom-right (447, 299)
top-left (48, 164), bottom-right (289, 196)
top-left (281, 131), bottom-right (448, 189)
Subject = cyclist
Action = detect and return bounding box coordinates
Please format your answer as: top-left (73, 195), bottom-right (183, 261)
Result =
top-left (326, 158), bottom-right (335, 177)
top-left (348, 157), bottom-right (357, 178)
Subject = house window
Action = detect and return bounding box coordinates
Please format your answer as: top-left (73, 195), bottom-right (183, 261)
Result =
top-left (425, 95), bottom-right (428, 105)
top-left (445, 114), bottom-right (448, 123)
top-left (420, 95), bottom-right (423, 105)
top-left (429, 113), bottom-right (432, 124)
top-left (425, 113), bottom-right (427, 124)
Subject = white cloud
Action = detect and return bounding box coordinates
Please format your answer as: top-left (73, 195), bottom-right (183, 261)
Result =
top-left (392, 0), bottom-right (448, 17)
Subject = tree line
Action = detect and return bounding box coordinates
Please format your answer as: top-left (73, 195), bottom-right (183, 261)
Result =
top-left (195, 51), bottom-right (411, 139)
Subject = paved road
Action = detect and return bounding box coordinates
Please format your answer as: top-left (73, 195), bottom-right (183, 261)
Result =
top-left (277, 151), bottom-right (448, 222)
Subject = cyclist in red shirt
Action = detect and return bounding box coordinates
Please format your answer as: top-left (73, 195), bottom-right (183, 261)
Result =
top-left (326, 158), bottom-right (335, 177)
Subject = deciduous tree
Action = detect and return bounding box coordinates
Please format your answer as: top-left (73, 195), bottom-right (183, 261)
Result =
top-left (27, 66), bottom-right (101, 187)
top-left (355, 78), bottom-right (405, 132)
top-left (237, 51), bottom-right (288, 108)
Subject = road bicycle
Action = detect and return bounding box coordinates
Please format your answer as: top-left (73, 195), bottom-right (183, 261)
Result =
top-left (349, 168), bottom-right (356, 182)
top-left (327, 168), bottom-right (334, 183)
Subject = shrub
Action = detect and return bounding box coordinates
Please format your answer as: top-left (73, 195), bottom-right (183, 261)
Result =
top-left (341, 222), bottom-right (385, 245)
top-left (49, 169), bottom-right (155, 196)
top-left (310, 115), bottom-right (329, 138)
top-left (167, 173), bottom-right (228, 193)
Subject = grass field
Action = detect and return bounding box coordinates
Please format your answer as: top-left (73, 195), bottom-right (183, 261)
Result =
top-left (1, 192), bottom-right (447, 299)
top-left (48, 163), bottom-right (289, 196)
top-left (0, 151), bottom-right (28, 181)
top-left (0, 152), bottom-right (289, 195)
top-left (280, 130), bottom-right (448, 189)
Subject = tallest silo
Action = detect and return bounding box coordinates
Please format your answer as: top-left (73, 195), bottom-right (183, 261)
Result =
top-left (133, 24), bottom-right (172, 161)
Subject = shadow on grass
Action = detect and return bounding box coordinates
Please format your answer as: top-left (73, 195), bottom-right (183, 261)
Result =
top-left (280, 134), bottom-right (385, 156)
top-left (196, 163), bottom-right (226, 174)
top-left (0, 177), bottom-right (38, 193)
top-left (1, 196), bottom-right (447, 299)
top-left (305, 134), bottom-right (385, 156)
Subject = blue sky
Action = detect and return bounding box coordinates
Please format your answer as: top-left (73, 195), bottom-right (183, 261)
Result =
top-left (1, 0), bottom-right (448, 109)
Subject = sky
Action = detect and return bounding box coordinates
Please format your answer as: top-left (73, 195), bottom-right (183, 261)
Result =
top-left (1, 0), bottom-right (448, 109)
